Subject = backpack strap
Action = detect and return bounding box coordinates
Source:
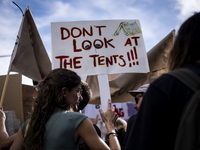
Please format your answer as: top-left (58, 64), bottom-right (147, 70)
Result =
top-left (24, 119), bottom-right (30, 139)
top-left (169, 68), bottom-right (200, 150)
top-left (167, 68), bottom-right (200, 92)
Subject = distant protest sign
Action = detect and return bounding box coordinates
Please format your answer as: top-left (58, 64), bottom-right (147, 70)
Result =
top-left (51, 20), bottom-right (149, 75)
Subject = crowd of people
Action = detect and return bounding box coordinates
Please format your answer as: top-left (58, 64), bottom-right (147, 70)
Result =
top-left (1, 12), bottom-right (200, 150)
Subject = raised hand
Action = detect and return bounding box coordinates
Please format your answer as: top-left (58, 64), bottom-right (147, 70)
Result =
top-left (92, 114), bottom-right (101, 125)
top-left (99, 99), bottom-right (118, 128)
top-left (99, 100), bottom-right (121, 150)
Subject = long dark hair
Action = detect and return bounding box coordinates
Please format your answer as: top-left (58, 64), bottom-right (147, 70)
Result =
top-left (168, 12), bottom-right (200, 71)
top-left (23, 68), bottom-right (81, 150)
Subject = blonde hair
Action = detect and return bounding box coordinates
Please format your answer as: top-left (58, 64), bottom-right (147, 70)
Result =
top-left (114, 118), bottom-right (127, 131)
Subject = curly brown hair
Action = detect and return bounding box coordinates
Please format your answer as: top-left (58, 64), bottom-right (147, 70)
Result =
top-left (23, 68), bottom-right (81, 150)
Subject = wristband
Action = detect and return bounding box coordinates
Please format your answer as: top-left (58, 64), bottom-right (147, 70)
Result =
top-left (107, 132), bottom-right (118, 139)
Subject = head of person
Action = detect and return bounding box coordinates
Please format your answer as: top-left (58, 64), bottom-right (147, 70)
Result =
top-left (24, 68), bottom-right (82, 149)
top-left (168, 12), bottom-right (200, 71)
top-left (114, 118), bottom-right (127, 131)
top-left (77, 81), bottom-right (92, 111)
top-left (128, 84), bottom-right (149, 112)
top-left (114, 118), bottom-right (127, 147)
top-left (35, 68), bottom-right (82, 112)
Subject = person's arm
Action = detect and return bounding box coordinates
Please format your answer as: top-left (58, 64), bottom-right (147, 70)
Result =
top-left (9, 128), bottom-right (23, 150)
top-left (0, 107), bottom-right (9, 149)
top-left (76, 118), bottom-right (110, 150)
top-left (75, 99), bottom-right (120, 150)
top-left (0, 107), bottom-right (17, 149)
top-left (99, 99), bottom-right (120, 150)
top-left (0, 107), bottom-right (8, 137)
top-left (0, 133), bottom-right (17, 149)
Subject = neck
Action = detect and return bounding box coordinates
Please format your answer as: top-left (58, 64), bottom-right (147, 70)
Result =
top-left (54, 106), bottom-right (75, 112)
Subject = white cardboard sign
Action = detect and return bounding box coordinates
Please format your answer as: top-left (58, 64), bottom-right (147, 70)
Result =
top-left (51, 20), bottom-right (149, 76)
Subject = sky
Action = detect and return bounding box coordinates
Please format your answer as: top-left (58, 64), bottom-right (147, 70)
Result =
top-left (0, 0), bottom-right (200, 85)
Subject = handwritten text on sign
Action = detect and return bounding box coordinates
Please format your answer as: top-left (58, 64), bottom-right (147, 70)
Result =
top-left (51, 20), bottom-right (149, 75)
top-left (82, 103), bottom-right (130, 120)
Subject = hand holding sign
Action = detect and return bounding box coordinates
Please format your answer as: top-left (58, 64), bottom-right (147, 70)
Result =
top-left (99, 99), bottom-right (118, 129)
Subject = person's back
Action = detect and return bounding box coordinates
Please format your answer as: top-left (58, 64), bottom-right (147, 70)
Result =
top-left (168, 68), bottom-right (200, 150)
top-left (44, 110), bottom-right (87, 150)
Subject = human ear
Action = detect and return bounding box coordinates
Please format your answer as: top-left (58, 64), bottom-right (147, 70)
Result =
top-left (62, 87), bottom-right (68, 96)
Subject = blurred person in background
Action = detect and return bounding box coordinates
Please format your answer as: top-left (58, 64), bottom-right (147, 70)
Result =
top-left (124, 12), bottom-right (200, 150)
top-left (122, 84), bottom-right (149, 150)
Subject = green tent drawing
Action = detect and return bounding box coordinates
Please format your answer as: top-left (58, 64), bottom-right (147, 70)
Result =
top-left (113, 20), bottom-right (142, 36)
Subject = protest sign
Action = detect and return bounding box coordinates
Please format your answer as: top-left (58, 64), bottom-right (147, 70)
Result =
top-left (51, 20), bottom-right (149, 75)
top-left (82, 102), bottom-right (136, 120)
